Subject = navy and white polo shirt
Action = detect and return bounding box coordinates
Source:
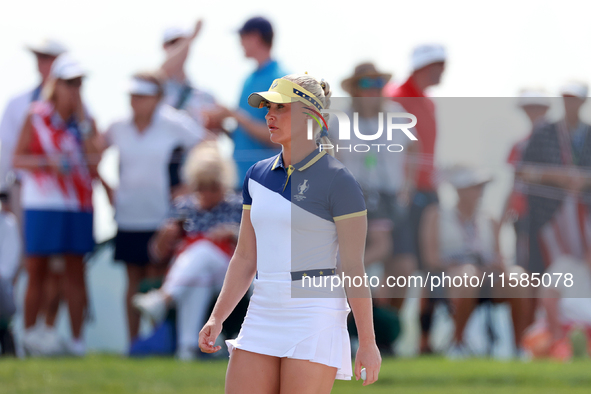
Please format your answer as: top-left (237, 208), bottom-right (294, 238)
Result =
top-left (243, 149), bottom-right (367, 274)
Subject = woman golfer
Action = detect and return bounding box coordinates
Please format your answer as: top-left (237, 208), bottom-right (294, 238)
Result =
top-left (199, 74), bottom-right (381, 392)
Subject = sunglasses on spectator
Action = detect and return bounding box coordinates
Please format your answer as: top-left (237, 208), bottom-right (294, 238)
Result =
top-left (60, 78), bottom-right (83, 88)
top-left (357, 77), bottom-right (386, 90)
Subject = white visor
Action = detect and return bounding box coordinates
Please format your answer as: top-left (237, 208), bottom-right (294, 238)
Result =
top-left (128, 78), bottom-right (160, 96)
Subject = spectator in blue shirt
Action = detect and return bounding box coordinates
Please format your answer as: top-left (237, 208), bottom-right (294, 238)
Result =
top-left (216, 17), bottom-right (287, 189)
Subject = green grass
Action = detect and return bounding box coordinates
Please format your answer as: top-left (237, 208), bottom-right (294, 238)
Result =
top-left (0, 355), bottom-right (590, 394)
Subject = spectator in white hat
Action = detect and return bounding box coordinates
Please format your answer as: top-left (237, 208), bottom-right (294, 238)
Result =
top-left (0, 38), bottom-right (67, 200)
top-left (519, 82), bottom-right (591, 360)
top-left (519, 81), bottom-right (591, 275)
top-left (0, 38), bottom-right (69, 355)
top-left (386, 43), bottom-right (446, 354)
top-left (99, 71), bottom-right (205, 344)
top-left (502, 88), bottom-right (551, 330)
top-left (421, 165), bottom-right (528, 359)
top-left (13, 53), bottom-right (100, 357)
top-left (159, 20), bottom-right (217, 130)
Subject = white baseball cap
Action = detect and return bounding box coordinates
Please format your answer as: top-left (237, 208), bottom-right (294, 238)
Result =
top-left (50, 54), bottom-right (86, 80)
top-left (446, 165), bottom-right (492, 189)
top-left (27, 38), bottom-right (67, 57)
top-left (162, 26), bottom-right (191, 44)
top-left (560, 81), bottom-right (588, 98)
top-left (411, 44), bottom-right (446, 71)
top-left (517, 89), bottom-right (550, 107)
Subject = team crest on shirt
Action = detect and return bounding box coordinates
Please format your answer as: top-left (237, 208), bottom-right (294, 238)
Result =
top-left (294, 179), bottom-right (309, 201)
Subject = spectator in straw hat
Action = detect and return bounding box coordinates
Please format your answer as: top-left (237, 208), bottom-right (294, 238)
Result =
top-left (338, 62), bottom-right (416, 354)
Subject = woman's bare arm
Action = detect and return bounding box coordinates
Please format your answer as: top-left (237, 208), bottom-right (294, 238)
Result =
top-left (12, 114), bottom-right (51, 171)
top-left (336, 215), bottom-right (381, 385)
top-left (160, 20), bottom-right (202, 80)
top-left (199, 209), bottom-right (257, 352)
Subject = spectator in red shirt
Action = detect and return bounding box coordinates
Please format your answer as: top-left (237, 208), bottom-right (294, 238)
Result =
top-left (386, 44), bottom-right (446, 354)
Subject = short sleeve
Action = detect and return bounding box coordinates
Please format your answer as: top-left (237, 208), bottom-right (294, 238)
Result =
top-left (162, 105), bottom-right (204, 148)
top-left (103, 123), bottom-right (115, 147)
top-left (329, 168), bottom-right (367, 221)
top-left (242, 163), bottom-right (255, 210)
top-left (177, 113), bottom-right (205, 149)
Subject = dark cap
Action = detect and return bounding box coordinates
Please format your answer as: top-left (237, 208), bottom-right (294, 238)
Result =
top-left (238, 16), bottom-right (274, 46)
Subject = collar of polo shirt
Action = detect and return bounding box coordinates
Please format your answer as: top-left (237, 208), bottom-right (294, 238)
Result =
top-left (271, 149), bottom-right (327, 172)
top-left (247, 79), bottom-right (324, 111)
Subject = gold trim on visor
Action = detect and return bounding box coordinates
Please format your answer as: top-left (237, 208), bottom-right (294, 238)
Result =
top-left (247, 79), bottom-right (324, 111)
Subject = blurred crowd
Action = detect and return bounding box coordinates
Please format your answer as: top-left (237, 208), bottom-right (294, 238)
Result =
top-left (0, 16), bottom-right (590, 363)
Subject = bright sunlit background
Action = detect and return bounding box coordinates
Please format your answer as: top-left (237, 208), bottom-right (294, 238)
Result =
top-left (2, 0), bottom-right (591, 354)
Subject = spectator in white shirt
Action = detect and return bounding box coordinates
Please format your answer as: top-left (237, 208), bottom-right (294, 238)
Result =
top-left (0, 38), bottom-right (67, 212)
top-left (99, 71), bottom-right (205, 343)
top-left (0, 190), bottom-right (21, 356)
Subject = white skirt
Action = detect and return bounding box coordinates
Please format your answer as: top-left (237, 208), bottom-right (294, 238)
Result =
top-left (226, 272), bottom-right (352, 380)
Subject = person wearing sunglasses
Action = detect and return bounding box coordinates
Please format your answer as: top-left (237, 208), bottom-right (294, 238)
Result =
top-left (339, 62), bottom-right (415, 355)
top-left (13, 54), bottom-right (100, 357)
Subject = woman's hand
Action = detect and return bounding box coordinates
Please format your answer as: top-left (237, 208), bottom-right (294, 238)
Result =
top-left (354, 341), bottom-right (382, 386)
top-left (198, 318), bottom-right (223, 353)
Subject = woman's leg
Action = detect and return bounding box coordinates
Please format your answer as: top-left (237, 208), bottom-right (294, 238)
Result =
top-left (42, 269), bottom-right (64, 328)
top-left (24, 256), bottom-right (50, 329)
top-left (126, 264), bottom-right (146, 341)
top-left (162, 240), bottom-right (230, 356)
top-left (448, 264), bottom-right (481, 343)
top-left (225, 349), bottom-right (281, 394)
top-left (63, 254), bottom-right (86, 339)
top-left (279, 358), bottom-right (337, 394)
top-left (492, 265), bottom-right (529, 348)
